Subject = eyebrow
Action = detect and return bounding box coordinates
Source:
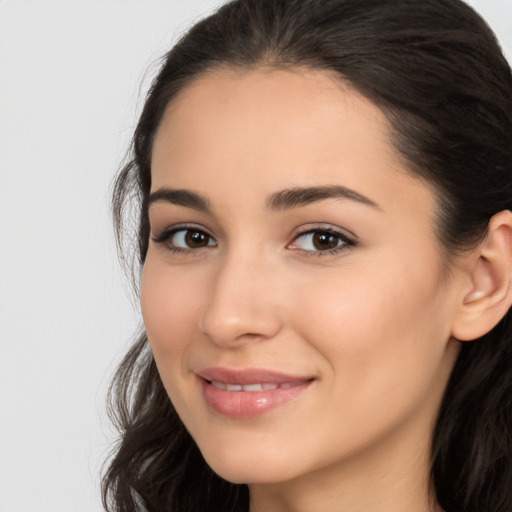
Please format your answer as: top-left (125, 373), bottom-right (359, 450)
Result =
top-left (148, 188), bottom-right (212, 211)
top-left (148, 185), bottom-right (380, 212)
top-left (266, 185), bottom-right (380, 211)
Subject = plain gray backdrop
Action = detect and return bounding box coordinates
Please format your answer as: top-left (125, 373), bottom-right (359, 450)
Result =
top-left (0, 1), bottom-right (510, 510)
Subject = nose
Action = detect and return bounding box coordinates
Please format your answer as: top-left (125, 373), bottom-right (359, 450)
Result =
top-left (199, 252), bottom-right (283, 347)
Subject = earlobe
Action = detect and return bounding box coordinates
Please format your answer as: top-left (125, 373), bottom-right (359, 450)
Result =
top-left (452, 210), bottom-right (512, 342)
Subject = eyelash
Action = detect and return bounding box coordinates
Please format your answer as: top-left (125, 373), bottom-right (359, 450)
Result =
top-left (151, 225), bottom-right (356, 257)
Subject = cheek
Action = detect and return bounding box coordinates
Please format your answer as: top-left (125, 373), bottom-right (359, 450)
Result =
top-left (140, 257), bottom-right (203, 359)
top-left (292, 252), bottom-right (452, 418)
top-left (296, 264), bottom-right (443, 349)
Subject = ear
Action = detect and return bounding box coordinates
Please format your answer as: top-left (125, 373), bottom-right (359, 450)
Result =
top-left (451, 210), bottom-right (512, 341)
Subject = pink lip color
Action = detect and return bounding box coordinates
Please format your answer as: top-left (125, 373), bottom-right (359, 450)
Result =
top-left (197, 367), bottom-right (314, 418)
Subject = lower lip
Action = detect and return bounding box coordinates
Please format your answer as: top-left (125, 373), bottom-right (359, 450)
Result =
top-left (200, 379), bottom-right (313, 418)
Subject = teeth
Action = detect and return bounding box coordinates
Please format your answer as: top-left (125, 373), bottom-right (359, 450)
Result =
top-left (210, 381), bottom-right (295, 391)
top-left (243, 383), bottom-right (263, 392)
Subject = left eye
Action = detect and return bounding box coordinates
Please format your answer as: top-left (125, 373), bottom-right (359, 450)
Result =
top-left (289, 230), bottom-right (352, 253)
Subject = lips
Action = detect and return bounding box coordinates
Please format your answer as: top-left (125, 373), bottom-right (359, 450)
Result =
top-left (197, 367), bottom-right (314, 418)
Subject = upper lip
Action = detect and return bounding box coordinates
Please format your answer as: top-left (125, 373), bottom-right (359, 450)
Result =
top-left (197, 367), bottom-right (314, 385)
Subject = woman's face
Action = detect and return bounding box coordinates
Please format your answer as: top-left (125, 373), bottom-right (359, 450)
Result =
top-left (142, 68), bottom-right (462, 487)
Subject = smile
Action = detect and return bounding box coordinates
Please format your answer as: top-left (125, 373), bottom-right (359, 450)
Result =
top-left (197, 367), bottom-right (314, 418)
top-left (210, 381), bottom-right (303, 391)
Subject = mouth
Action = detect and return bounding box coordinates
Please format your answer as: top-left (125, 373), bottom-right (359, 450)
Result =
top-left (197, 367), bottom-right (315, 418)
top-left (209, 380), bottom-right (306, 391)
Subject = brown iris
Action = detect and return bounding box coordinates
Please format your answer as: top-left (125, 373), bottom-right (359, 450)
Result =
top-left (312, 232), bottom-right (339, 250)
top-left (185, 230), bottom-right (210, 248)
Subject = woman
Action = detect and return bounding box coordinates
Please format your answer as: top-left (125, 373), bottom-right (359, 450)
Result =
top-left (102, 0), bottom-right (512, 511)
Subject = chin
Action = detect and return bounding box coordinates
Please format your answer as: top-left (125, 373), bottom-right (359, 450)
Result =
top-left (200, 445), bottom-right (303, 485)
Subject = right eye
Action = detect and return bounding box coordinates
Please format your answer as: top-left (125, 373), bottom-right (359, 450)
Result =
top-left (152, 227), bottom-right (217, 252)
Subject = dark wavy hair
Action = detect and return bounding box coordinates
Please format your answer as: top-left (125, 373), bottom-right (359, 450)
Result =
top-left (102, 1), bottom-right (512, 511)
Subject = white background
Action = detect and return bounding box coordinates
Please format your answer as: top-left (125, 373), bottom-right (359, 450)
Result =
top-left (0, 1), bottom-right (510, 510)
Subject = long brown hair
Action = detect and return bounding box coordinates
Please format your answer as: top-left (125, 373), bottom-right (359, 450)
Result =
top-left (103, 1), bottom-right (512, 510)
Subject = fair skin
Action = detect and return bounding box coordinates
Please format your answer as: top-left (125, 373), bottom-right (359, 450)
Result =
top-left (141, 67), bottom-right (512, 512)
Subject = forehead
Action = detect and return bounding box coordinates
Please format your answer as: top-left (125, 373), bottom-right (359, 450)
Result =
top-left (151, 67), bottom-right (434, 219)
top-left (153, 67), bottom-right (395, 173)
